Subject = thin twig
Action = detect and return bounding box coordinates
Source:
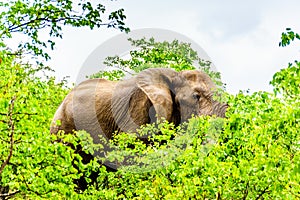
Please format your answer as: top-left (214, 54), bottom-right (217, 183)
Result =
top-left (8, 16), bottom-right (113, 33)
top-left (0, 112), bottom-right (37, 116)
top-left (21, 174), bottom-right (50, 197)
top-left (242, 182), bottom-right (249, 200)
top-left (255, 184), bottom-right (270, 200)
top-left (0, 190), bottom-right (20, 198)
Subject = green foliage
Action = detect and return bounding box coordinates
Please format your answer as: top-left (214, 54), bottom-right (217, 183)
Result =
top-left (0, 56), bottom-right (67, 197)
top-left (279, 28), bottom-right (300, 47)
top-left (91, 37), bottom-right (223, 87)
top-left (88, 69), bottom-right (125, 81)
top-left (0, 55), bottom-right (108, 199)
top-left (104, 38), bottom-right (198, 72)
top-left (274, 29), bottom-right (300, 99)
top-left (0, 0), bottom-right (129, 61)
top-left (105, 118), bottom-right (213, 173)
top-left (270, 61), bottom-right (300, 98)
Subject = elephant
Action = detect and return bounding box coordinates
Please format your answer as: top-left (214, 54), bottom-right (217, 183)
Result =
top-left (51, 68), bottom-right (227, 138)
top-left (50, 68), bottom-right (227, 161)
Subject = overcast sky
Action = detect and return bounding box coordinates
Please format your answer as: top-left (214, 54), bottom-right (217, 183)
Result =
top-left (48, 0), bottom-right (300, 94)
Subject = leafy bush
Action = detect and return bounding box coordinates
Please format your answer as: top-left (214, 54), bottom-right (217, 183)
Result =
top-left (0, 55), bottom-right (87, 199)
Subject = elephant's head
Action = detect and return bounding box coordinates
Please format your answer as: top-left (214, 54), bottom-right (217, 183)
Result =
top-left (136, 68), bottom-right (227, 125)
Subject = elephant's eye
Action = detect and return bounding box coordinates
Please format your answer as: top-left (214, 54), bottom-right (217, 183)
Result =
top-left (192, 93), bottom-right (201, 100)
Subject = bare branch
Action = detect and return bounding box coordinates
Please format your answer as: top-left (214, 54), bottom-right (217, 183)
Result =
top-left (0, 190), bottom-right (20, 198)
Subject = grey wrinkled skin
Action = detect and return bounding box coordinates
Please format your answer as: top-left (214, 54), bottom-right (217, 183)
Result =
top-left (50, 68), bottom-right (227, 152)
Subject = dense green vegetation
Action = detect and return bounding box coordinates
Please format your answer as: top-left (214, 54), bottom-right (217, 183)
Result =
top-left (0, 1), bottom-right (299, 199)
top-left (90, 37), bottom-right (222, 86)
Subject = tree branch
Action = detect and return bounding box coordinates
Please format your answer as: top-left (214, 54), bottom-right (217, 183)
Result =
top-left (21, 174), bottom-right (52, 197)
top-left (242, 182), bottom-right (249, 200)
top-left (255, 184), bottom-right (270, 200)
top-left (8, 15), bottom-right (116, 34)
top-left (0, 112), bottom-right (37, 116)
top-left (0, 190), bottom-right (20, 198)
top-left (0, 96), bottom-right (16, 175)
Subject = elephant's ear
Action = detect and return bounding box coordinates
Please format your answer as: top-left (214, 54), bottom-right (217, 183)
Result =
top-left (136, 68), bottom-right (177, 121)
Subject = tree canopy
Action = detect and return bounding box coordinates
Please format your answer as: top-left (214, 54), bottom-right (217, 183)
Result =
top-left (0, 0), bottom-right (129, 61)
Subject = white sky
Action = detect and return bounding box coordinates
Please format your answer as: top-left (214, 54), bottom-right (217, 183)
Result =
top-left (47, 0), bottom-right (300, 94)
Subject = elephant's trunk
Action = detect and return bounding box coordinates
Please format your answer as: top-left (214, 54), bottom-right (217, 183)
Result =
top-left (212, 102), bottom-right (228, 118)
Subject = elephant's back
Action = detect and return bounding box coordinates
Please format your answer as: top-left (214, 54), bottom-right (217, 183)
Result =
top-left (76, 78), bottom-right (116, 91)
top-left (70, 78), bottom-right (117, 141)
